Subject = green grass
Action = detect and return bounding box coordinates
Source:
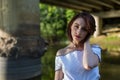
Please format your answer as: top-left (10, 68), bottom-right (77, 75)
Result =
top-left (90, 35), bottom-right (120, 52)
top-left (91, 35), bottom-right (120, 80)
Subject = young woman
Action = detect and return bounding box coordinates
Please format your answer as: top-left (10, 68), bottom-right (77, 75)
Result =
top-left (54, 12), bottom-right (101, 80)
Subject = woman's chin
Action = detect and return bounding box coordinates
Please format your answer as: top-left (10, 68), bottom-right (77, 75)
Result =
top-left (73, 37), bottom-right (84, 43)
top-left (73, 39), bottom-right (81, 44)
top-left (76, 40), bottom-right (85, 44)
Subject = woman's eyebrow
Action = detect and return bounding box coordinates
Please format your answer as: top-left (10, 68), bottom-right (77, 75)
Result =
top-left (74, 23), bottom-right (85, 27)
top-left (74, 23), bottom-right (79, 25)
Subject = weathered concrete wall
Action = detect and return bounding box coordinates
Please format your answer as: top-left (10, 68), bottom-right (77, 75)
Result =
top-left (0, 0), bottom-right (46, 80)
top-left (0, 0), bottom-right (46, 58)
top-left (0, 0), bottom-right (18, 33)
top-left (17, 0), bottom-right (40, 24)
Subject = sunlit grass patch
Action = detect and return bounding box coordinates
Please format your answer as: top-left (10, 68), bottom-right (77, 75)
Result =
top-left (90, 35), bottom-right (120, 52)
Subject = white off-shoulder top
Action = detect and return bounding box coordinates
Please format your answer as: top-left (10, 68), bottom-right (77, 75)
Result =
top-left (55, 45), bottom-right (101, 80)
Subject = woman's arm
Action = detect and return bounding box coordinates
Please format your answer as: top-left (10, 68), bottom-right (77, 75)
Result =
top-left (54, 70), bottom-right (63, 80)
top-left (83, 40), bottom-right (99, 70)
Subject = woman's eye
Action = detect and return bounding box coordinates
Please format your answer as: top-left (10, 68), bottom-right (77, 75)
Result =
top-left (82, 28), bottom-right (87, 31)
top-left (74, 25), bottom-right (79, 28)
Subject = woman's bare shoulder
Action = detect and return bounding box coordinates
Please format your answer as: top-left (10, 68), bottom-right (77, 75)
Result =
top-left (56, 47), bottom-right (67, 56)
top-left (56, 45), bottom-right (74, 56)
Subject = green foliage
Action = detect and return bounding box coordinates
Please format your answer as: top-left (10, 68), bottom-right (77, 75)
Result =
top-left (65, 9), bottom-right (76, 23)
top-left (40, 3), bottom-right (76, 43)
top-left (40, 4), bottom-right (66, 43)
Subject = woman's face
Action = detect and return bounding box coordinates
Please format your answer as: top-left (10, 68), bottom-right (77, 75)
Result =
top-left (71, 18), bottom-right (88, 44)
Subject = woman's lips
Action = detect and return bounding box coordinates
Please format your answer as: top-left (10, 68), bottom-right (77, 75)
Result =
top-left (75, 35), bottom-right (81, 39)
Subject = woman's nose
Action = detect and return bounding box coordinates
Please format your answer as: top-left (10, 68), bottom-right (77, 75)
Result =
top-left (76, 28), bottom-right (81, 35)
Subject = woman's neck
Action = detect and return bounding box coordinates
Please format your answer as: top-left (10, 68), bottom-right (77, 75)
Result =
top-left (69, 42), bottom-right (84, 51)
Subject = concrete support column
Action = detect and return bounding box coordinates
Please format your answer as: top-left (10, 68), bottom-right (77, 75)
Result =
top-left (92, 15), bottom-right (102, 37)
top-left (0, 0), bottom-right (46, 80)
top-left (0, 0), bottom-right (3, 28)
top-left (0, 0), bottom-right (46, 58)
top-left (0, 0), bottom-right (18, 33)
